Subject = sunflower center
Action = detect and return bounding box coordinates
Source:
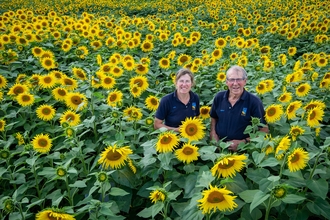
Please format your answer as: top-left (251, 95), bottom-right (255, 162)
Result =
top-left (103, 66), bottom-right (111, 72)
top-left (185, 123), bottom-right (197, 136)
top-left (134, 79), bottom-right (143, 86)
top-left (47, 213), bottom-right (58, 220)
top-left (38, 138), bottom-right (48, 147)
top-left (267, 107), bottom-right (276, 116)
top-left (150, 98), bottom-right (158, 105)
top-left (106, 150), bottom-right (122, 161)
top-left (207, 191), bottom-right (224, 203)
top-left (104, 78), bottom-right (113, 84)
top-left (298, 86), bottom-right (306, 92)
top-left (42, 108), bottom-right (51, 115)
top-left (309, 111), bottom-right (316, 120)
top-left (44, 77), bottom-right (52, 83)
top-left (45, 60), bottom-right (52, 66)
top-left (218, 160), bottom-right (235, 169)
top-left (290, 153), bottom-right (300, 163)
top-left (71, 96), bottom-right (82, 105)
top-left (14, 86), bottom-right (24, 94)
top-left (182, 146), bottom-right (193, 155)
top-left (201, 109), bottom-right (209, 114)
top-left (22, 95), bottom-right (31, 102)
top-left (110, 94), bottom-right (117, 101)
top-left (64, 79), bottom-right (73, 85)
top-left (65, 114), bottom-right (75, 121)
top-left (160, 136), bottom-right (172, 144)
top-left (58, 89), bottom-right (66, 96)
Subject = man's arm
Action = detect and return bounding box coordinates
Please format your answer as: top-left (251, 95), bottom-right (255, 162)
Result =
top-left (154, 118), bottom-right (180, 132)
top-left (210, 117), bottom-right (219, 141)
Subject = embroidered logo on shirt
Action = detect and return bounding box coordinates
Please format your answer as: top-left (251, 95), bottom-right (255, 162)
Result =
top-left (241, 107), bottom-right (247, 116)
top-left (192, 102), bottom-right (196, 110)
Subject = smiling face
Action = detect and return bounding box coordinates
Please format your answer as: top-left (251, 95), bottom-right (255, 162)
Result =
top-left (175, 73), bottom-right (192, 95)
top-left (226, 68), bottom-right (247, 96)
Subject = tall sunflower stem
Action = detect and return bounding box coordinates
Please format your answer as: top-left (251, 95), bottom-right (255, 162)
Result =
top-left (17, 202), bottom-right (25, 220)
top-left (264, 197), bottom-right (272, 220)
top-left (278, 153), bottom-right (288, 179)
top-left (65, 175), bottom-right (73, 206)
top-left (32, 164), bottom-right (41, 198)
top-left (302, 152), bottom-right (322, 194)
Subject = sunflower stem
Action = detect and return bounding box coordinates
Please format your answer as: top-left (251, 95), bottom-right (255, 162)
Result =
top-left (264, 196), bottom-right (273, 220)
top-left (65, 175), bottom-right (73, 206)
top-left (17, 202), bottom-right (25, 220)
top-left (32, 163), bottom-right (41, 199)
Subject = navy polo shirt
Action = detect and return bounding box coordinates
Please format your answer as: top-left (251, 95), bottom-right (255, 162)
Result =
top-left (210, 89), bottom-right (266, 141)
top-left (155, 90), bottom-right (200, 128)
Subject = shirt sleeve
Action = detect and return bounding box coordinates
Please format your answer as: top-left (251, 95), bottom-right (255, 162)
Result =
top-left (155, 96), bottom-right (168, 120)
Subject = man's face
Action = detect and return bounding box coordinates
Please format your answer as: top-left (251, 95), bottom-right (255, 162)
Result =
top-left (225, 70), bottom-right (246, 96)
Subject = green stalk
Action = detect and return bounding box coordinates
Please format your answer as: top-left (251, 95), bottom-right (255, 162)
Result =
top-left (264, 197), bottom-right (272, 220)
top-left (17, 203), bottom-right (25, 220)
top-left (65, 175), bottom-right (73, 206)
top-left (32, 164), bottom-right (41, 198)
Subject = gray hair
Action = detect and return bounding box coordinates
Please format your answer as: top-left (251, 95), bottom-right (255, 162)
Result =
top-left (176, 68), bottom-right (195, 85)
top-left (226, 65), bottom-right (248, 79)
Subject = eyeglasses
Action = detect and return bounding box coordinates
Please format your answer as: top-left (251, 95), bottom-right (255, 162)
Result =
top-left (226, 78), bottom-right (245, 83)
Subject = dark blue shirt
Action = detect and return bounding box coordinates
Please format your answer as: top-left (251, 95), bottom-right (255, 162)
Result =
top-left (210, 89), bottom-right (266, 141)
top-left (155, 90), bottom-right (200, 128)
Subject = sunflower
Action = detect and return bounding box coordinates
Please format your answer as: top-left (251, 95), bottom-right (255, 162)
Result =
top-left (306, 107), bottom-right (324, 128)
top-left (36, 208), bottom-right (75, 220)
top-left (156, 131), bottom-right (180, 153)
top-left (177, 54), bottom-right (192, 66)
top-left (215, 37), bottom-right (227, 48)
top-left (278, 92), bottom-right (292, 103)
top-left (0, 75), bottom-right (8, 89)
top-left (129, 75), bottom-right (149, 91)
top-left (316, 57), bottom-right (328, 67)
top-left (101, 75), bottom-right (116, 89)
top-left (149, 190), bottom-right (166, 203)
top-left (0, 119), bottom-right (5, 132)
top-left (130, 85), bottom-right (143, 98)
top-left (289, 125), bottom-right (305, 141)
top-left (123, 106), bottom-right (143, 121)
top-left (60, 110), bottom-right (81, 126)
top-left (135, 64), bottom-right (149, 75)
top-left (72, 67), bottom-right (87, 80)
top-left (256, 82), bottom-right (268, 95)
top-left (159, 57), bottom-right (171, 69)
top-left (180, 117), bottom-right (205, 141)
top-left (104, 90), bottom-right (121, 107)
top-left (198, 185), bottom-right (238, 214)
top-left (175, 142), bottom-right (199, 164)
top-left (52, 87), bottom-right (68, 101)
top-left (16, 93), bottom-right (34, 107)
top-left (286, 101), bottom-right (302, 120)
top-left (200, 106), bottom-right (211, 119)
top-left (65, 92), bottom-right (88, 111)
top-left (15, 132), bottom-right (25, 145)
top-left (31, 46), bottom-right (43, 57)
top-left (141, 40), bottom-right (154, 52)
top-left (75, 46), bottom-right (88, 59)
top-left (97, 144), bottom-right (133, 169)
top-left (211, 154), bottom-right (247, 178)
top-left (0, 91), bottom-right (3, 101)
top-left (32, 133), bottom-right (52, 153)
top-left (145, 95), bottom-right (159, 111)
top-left (288, 47), bottom-right (297, 56)
top-left (265, 104), bottom-right (284, 123)
top-left (211, 49), bottom-right (223, 60)
top-left (303, 100), bottom-right (326, 111)
top-left (39, 74), bottom-right (57, 89)
top-left (287, 148), bottom-right (309, 172)
top-left (7, 83), bottom-right (29, 96)
top-left (36, 104), bottom-right (56, 121)
top-left (41, 57), bottom-right (56, 70)
top-left (275, 136), bottom-right (291, 159)
top-left (110, 66), bottom-right (124, 78)
top-left (295, 83), bottom-right (311, 97)
top-left (61, 76), bottom-right (78, 90)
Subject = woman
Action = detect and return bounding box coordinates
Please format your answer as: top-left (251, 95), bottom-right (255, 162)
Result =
top-left (154, 68), bottom-right (200, 132)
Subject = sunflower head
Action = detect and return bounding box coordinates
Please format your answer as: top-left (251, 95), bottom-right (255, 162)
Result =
top-left (0, 149), bottom-right (10, 160)
top-left (271, 185), bottom-right (288, 199)
top-left (56, 167), bottom-right (67, 177)
top-left (97, 171), bottom-right (108, 182)
top-left (180, 117), bottom-right (205, 141)
top-left (3, 199), bottom-right (14, 213)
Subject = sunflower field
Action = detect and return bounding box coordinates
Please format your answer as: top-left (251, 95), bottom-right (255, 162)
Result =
top-left (0, 0), bottom-right (329, 219)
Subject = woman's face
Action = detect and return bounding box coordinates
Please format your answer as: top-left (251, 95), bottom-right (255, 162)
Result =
top-left (175, 74), bottom-right (192, 95)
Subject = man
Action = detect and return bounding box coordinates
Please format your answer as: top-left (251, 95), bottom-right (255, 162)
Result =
top-left (210, 65), bottom-right (269, 151)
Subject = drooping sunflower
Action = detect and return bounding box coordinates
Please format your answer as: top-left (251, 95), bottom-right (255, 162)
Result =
top-left (52, 87), bottom-right (68, 101)
top-left (0, 75), bottom-right (8, 89)
top-left (211, 154), bottom-right (247, 178)
top-left (306, 107), bottom-right (324, 128)
top-left (123, 106), bottom-right (143, 121)
top-left (145, 95), bottom-right (159, 111)
top-left (39, 74), bottom-right (57, 89)
top-left (15, 132), bottom-right (25, 145)
top-left (61, 76), bottom-right (78, 91)
top-left (265, 104), bottom-right (284, 123)
top-left (0, 119), bottom-right (5, 132)
top-left (106, 90), bottom-right (123, 107)
top-left (65, 92), bottom-right (88, 111)
top-left (278, 92), bottom-right (292, 103)
top-left (16, 93), bottom-right (34, 107)
top-left (198, 185), bottom-right (238, 214)
top-left (200, 106), bottom-right (211, 119)
top-left (175, 142), bottom-right (199, 164)
top-left (286, 101), bottom-right (302, 120)
top-left (295, 83), bottom-right (311, 97)
top-left (35, 208), bottom-right (75, 220)
top-left (289, 125), bottom-right (305, 141)
top-left (32, 133), bottom-right (52, 154)
top-left (60, 110), bottom-right (81, 126)
top-left (287, 148), bottom-right (309, 172)
top-left (101, 75), bottom-right (116, 89)
top-left (36, 104), bottom-right (56, 121)
top-left (7, 83), bottom-right (29, 96)
top-left (129, 75), bottom-right (149, 92)
top-left (149, 190), bottom-right (166, 203)
top-left (180, 117), bottom-right (205, 141)
top-left (275, 136), bottom-right (291, 159)
top-left (156, 131), bottom-right (180, 153)
top-left (97, 144), bottom-right (133, 169)
top-left (72, 67), bottom-right (87, 80)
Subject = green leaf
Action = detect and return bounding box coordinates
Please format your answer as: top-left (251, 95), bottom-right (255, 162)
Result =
top-left (246, 168), bottom-right (270, 183)
top-left (151, 202), bottom-right (164, 218)
top-left (252, 151), bottom-right (265, 165)
top-left (259, 157), bottom-right (279, 167)
top-left (239, 190), bottom-right (261, 203)
top-left (307, 197), bottom-right (330, 219)
top-left (109, 187), bottom-right (129, 196)
top-left (137, 206), bottom-right (152, 218)
top-left (306, 178), bottom-right (328, 199)
top-left (196, 171), bottom-right (215, 188)
top-left (250, 191), bottom-right (269, 213)
top-left (69, 180), bottom-right (87, 188)
top-left (282, 194), bottom-right (305, 204)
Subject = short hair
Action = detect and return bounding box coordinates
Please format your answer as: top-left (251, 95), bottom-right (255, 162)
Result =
top-left (175, 68), bottom-right (195, 85)
top-left (226, 65), bottom-right (248, 79)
